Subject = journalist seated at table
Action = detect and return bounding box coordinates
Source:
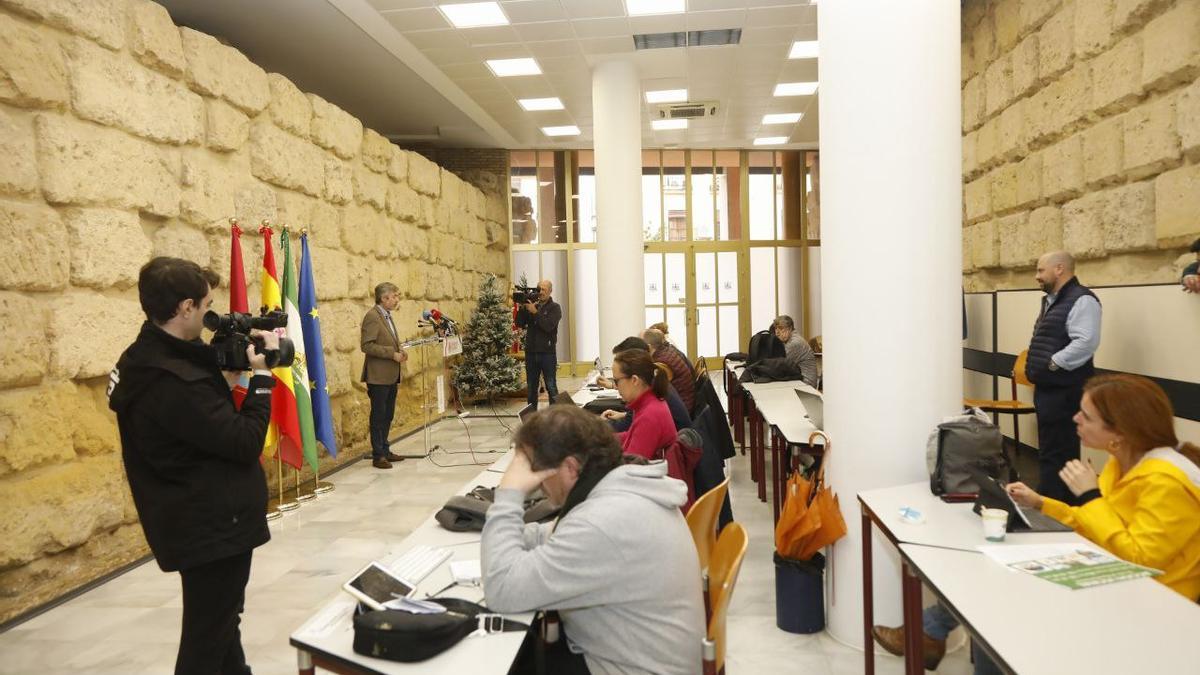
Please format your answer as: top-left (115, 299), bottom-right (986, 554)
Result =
top-left (605, 349), bottom-right (679, 459)
top-left (598, 337), bottom-right (690, 433)
top-left (874, 373), bottom-right (1200, 672)
top-left (481, 405), bottom-right (705, 675)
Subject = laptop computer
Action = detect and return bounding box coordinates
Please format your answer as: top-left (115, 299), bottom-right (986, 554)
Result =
top-left (794, 389), bottom-right (824, 429)
top-left (967, 466), bottom-right (1072, 532)
top-left (553, 392), bottom-right (576, 406)
top-left (517, 403), bottom-right (537, 423)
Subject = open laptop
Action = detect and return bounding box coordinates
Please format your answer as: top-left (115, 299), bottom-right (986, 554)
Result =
top-left (968, 466), bottom-right (1072, 532)
top-left (794, 389), bottom-right (824, 429)
top-left (553, 392), bottom-right (576, 406)
top-left (517, 402), bottom-right (537, 424)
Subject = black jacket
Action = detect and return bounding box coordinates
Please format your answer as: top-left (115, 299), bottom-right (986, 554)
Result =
top-left (108, 322), bottom-right (274, 572)
top-left (516, 298), bottom-right (561, 353)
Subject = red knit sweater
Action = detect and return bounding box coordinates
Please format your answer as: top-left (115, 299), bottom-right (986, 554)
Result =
top-left (616, 389), bottom-right (677, 459)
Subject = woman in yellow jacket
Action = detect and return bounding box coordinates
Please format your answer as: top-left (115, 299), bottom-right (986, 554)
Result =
top-left (1008, 373), bottom-right (1200, 601)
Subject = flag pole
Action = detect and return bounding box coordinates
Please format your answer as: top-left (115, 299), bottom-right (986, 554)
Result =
top-left (296, 464), bottom-right (316, 502)
top-left (314, 446), bottom-right (335, 494)
top-left (276, 454), bottom-right (299, 511)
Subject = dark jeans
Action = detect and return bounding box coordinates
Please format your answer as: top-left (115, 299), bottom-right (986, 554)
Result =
top-left (1033, 385), bottom-right (1084, 505)
top-left (367, 383), bottom-right (398, 459)
top-left (525, 351), bottom-right (558, 407)
top-left (177, 551), bottom-right (254, 675)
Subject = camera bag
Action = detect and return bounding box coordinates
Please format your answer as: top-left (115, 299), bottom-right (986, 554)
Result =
top-left (352, 598), bottom-right (529, 662)
top-left (434, 486), bottom-right (560, 532)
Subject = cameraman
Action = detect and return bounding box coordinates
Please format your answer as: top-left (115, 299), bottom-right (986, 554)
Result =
top-left (516, 279), bottom-right (562, 407)
top-left (108, 257), bottom-right (278, 675)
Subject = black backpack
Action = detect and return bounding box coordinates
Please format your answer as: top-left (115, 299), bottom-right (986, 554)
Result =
top-left (747, 328), bottom-right (785, 365)
top-left (353, 598), bottom-right (529, 662)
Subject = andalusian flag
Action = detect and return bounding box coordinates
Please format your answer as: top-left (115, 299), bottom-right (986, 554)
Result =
top-left (259, 225), bottom-right (304, 470)
top-left (229, 221), bottom-right (250, 408)
top-left (281, 228), bottom-right (318, 473)
top-left (299, 233), bottom-right (338, 459)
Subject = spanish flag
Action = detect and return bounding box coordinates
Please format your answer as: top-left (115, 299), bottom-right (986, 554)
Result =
top-left (259, 224), bottom-right (304, 470)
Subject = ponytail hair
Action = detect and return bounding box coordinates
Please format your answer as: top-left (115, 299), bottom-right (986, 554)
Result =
top-left (613, 349), bottom-right (669, 399)
top-left (513, 405), bottom-right (623, 521)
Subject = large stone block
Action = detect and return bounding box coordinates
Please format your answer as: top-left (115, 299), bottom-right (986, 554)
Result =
top-left (998, 100), bottom-right (1026, 160)
top-left (152, 221), bottom-right (209, 266)
top-left (1062, 191), bottom-right (1108, 258)
top-left (387, 182), bottom-right (421, 221)
top-left (1104, 180), bottom-right (1156, 252)
top-left (997, 211), bottom-right (1030, 268)
top-left (180, 149), bottom-right (246, 228)
top-left (68, 38), bottom-right (203, 145)
top-left (962, 75), bottom-right (984, 132)
top-left (309, 200), bottom-right (342, 244)
top-left (1016, 152), bottom-right (1043, 207)
top-left (1012, 34), bottom-right (1040, 99)
top-left (407, 152), bottom-right (441, 197)
top-left (66, 208), bottom-right (151, 289)
top-left (466, 187), bottom-right (485, 219)
top-left (990, 164), bottom-right (1021, 214)
top-left (1140, 1), bottom-right (1200, 92)
top-left (1177, 76), bottom-right (1200, 160)
top-left (49, 291), bottom-right (142, 379)
top-left (267, 73), bottom-right (310, 139)
top-left (1154, 162), bottom-right (1200, 243)
top-left (387, 146), bottom-right (409, 183)
top-left (1038, 4), bottom-right (1075, 82)
top-left (1, 0), bottom-right (124, 50)
top-left (1027, 205), bottom-right (1064, 258)
top-left (1043, 63), bottom-right (1091, 143)
top-left (248, 118), bottom-right (325, 198)
top-left (361, 129), bottom-right (392, 174)
top-left (1081, 114), bottom-right (1124, 188)
top-left (324, 155), bottom-right (353, 205)
top-left (1090, 34), bottom-right (1142, 116)
top-left (233, 181), bottom-right (277, 228)
top-left (129, 0), bottom-right (186, 77)
top-left (0, 13), bottom-right (69, 110)
top-left (353, 164), bottom-right (388, 211)
top-left (179, 28), bottom-right (270, 114)
top-left (1074, 0), bottom-right (1115, 59)
top-left (1019, 0), bottom-right (1061, 34)
top-left (440, 170), bottom-right (463, 212)
top-left (962, 225), bottom-right (974, 273)
top-left (971, 15), bottom-right (996, 76)
top-left (324, 350), bottom-right (352, 397)
top-left (37, 114), bottom-right (180, 217)
top-left (0, 199), bottom-right (68, 291)
top-left (308, 94), bottom-right (362, 160)
top-left (310, 245), bottom-right (350, 301)
top-left (1041, 134), bottom-right (1084, 201)
top-left (0, 382), bottom-right (73, 479)
top-left (70, 381), bottom-right (119, 457)
top-left (0, 107), bottom-right (37, 196)
top-left (418, 195), bottom-right (436, 230)
top-left (205, 98), bottom-right (249, 152)
top-left (1113, 0), bottom-right (1170, 35)
top-left (994, 0), bottom-right (1022, 52)
top-left (972, 219), bottom-right (1000, 269)
top-left (321, 301), bottom-right (361, 353)
top-left (0, 292), bottom-right (49, 387)
top-left (1122, 93), bottom-right (1179, 180)
top-left (485, 194), bottom-right (507, 223)
top-left (347, 261), bottom-right (370, 300)
top-left (984, 54), bottom-right (1014, 117)
top-left (341, 203), bottom-right (382, 256)
top-left (406, 261), bottom-right (427, 299)
top-left (975, 118), bottom-right (999, 168)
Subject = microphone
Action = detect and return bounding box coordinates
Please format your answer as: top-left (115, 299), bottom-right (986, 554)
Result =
top-left (431, 309), bottom-right (456, 325)
top-left (421, 309), bottom-right (433, 321)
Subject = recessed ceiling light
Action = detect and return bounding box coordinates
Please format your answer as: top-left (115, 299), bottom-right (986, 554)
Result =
top-left (519, 97), bottom-right (564, 111)
top-left (774, 81), bottom-right (818, 96)
top-left (652, 119), bottom-right (688, 130)
top-left (789, 40), bottom-right (818, 59)
top-left (438, 2), bottom-right (509, 28)
top-left (645, 89), bottom-right (688, 103)
top-left (486, 58), bottom-right (541, 77)
top-left (754, 136), bottom-right (788, 145)
top-left (542, 125), bottom-right (581, 136)
top-left (762, 112), bottom-right (803, 124)
top-left (626, 0), bottom-right (686, 17)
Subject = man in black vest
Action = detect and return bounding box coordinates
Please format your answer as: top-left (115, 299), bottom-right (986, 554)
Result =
top-left (1025, 251), bottom-right (1101, 504)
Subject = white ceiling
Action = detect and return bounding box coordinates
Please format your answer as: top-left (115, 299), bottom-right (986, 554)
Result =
top-left (157, 0), bottom-right (819, 149)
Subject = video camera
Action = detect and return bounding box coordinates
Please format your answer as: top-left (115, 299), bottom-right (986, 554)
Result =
top-left (204, 310), bottom-right (296, 371)
top-left (512, 284), bottom-right (540, 305)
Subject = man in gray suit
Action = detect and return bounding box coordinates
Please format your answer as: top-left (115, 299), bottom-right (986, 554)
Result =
top-left (361, 282), bottom-right (408, 469)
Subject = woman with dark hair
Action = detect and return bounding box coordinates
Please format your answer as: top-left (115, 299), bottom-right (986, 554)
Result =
top-left (608, 349), bottom-right (676, 459)
top-left (482, 405), bottom-right (705, 675)
top-left (1008, 374), bottom-right (1200, 600)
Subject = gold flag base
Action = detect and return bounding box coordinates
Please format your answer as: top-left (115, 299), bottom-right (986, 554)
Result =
top-left (266, 506), bottom-right (283, 521)
top-left (314, 481), bottom-right (335, 494)
top-left (276, 498), bottom-right (301, 512)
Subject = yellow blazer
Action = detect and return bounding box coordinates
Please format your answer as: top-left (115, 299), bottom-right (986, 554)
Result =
top-left (1042, 447), bottom-right (1200, 601)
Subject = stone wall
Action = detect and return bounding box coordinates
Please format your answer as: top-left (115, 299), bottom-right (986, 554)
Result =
top-left (0, 0), bottom-right (509, 624)
top-left (961, 0), bottom-right (1200, 291)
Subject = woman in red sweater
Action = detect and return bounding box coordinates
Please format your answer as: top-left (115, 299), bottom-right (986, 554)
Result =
top-left (610, 349), bottom-right (677, 459)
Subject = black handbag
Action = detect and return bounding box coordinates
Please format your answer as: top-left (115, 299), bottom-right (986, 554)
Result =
top-left (352, 598), bottom-right (529, 662)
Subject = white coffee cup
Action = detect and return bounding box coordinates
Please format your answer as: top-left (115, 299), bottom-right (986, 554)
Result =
top-left (981, 508), bottom-right (1008, 542)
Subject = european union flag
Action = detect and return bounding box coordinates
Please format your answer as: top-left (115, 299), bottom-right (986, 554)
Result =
top-left (298, 234), bottom-right (338, 458)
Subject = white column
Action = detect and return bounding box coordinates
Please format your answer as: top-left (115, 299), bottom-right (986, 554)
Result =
top-left (819, 1), bottom-right (962, 646)
top-left (592, 59), bottom-right (645, 365)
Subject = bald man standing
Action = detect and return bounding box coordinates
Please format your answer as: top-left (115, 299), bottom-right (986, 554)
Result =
top-left (516, 279), bottom-right (561, 408)
top-left (1025, 251), bottom-right (1101, 504)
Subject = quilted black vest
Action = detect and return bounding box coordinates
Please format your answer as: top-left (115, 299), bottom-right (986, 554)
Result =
top-left (1024, 277), bottom-right (1098, 388)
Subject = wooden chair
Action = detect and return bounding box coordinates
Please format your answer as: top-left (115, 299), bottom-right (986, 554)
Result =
top-left (686, 478), bottom-right (730, 620)
top-left (963, 349), bottom-right (1036, 451)
top-left (704, 522), bottom-right (747, 675)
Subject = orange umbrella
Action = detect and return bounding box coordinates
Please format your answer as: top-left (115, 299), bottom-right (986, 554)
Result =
top-left (774, 431), bottom-right (847, 560)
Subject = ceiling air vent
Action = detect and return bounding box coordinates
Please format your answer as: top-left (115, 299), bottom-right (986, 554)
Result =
top-left (633, 29), bottom-right (742, 50)
top-left (656, 101), bottom-right (719, 119)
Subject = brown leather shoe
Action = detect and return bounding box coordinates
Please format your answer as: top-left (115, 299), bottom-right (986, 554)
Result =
top-left (384, 452), bottom-right (405, 463)
top-left (372, 457), bottom-right (393, 469)
top-left (871, 625), bottom-right (946, 671)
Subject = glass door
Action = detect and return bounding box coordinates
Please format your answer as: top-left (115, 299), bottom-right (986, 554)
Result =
top-left (643, 248), bottom-right (692, 360)
top-left (692, 245), bottom-right (742, 367)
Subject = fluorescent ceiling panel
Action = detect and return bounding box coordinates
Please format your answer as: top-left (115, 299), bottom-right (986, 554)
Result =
top-left (438, 2), bottom-right (509, 28)
top-left (774, 81), bottom-right (818, 96)
top-left (762, 112), bottom-right (803, 124)
top-left (486, 57), bottom-right (542, 77)
top-left (645, 88), bottom-right (688, 103)
top-left (788, 40), bottom-right (818, 59)
top-left (519, 97), bottom-right (565, 111)
top-left (542, 125), bottom-right (581, 136)
top-left (753, 136), bottom-right (788, 145)
top-left (626, 0), bottom-right (686, 17)
top-left (651, 119), bottom-right (688, 130)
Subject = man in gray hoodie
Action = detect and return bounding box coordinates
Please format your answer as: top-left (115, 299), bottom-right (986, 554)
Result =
top-left (482, 405), bottom-right (705, 675)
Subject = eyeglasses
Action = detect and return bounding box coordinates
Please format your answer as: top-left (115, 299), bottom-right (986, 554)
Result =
top-left (612, 375), bottom-right (632, 385)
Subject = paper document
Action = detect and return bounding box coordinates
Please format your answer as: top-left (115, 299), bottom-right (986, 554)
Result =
top-left (383, 596), bottom-right (447, 614)
top-left (979, 543), bottom-right (1161, 590)
top-left (450, 559), bottom-right (483, 585)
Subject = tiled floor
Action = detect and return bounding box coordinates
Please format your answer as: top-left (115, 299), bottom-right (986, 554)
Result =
top-left (0, 377), bottom-right (971, 674)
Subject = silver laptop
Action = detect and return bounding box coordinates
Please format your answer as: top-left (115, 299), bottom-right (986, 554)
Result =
top-left (794, 389), bottom-right (824, 429)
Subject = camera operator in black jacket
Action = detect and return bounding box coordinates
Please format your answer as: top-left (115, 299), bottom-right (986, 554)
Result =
top-left (108, 257), bottom-right (279, 675)
top-left (515, 279), bottom-right (562, 408)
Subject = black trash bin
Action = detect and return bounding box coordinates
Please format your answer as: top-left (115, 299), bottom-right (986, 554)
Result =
top-left (774, 551), bottom-right (825, 634)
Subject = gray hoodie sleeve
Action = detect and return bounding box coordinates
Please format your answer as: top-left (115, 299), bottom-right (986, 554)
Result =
top-left (482, 488), bottom-right (625, 614)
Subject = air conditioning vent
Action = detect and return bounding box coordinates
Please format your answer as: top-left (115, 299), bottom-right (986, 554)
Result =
top-left (656, 102), bottom-right (719, 119)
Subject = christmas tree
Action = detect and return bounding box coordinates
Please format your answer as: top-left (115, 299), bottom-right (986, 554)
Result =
top-left (453, 274), bottom-right (522, 401)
